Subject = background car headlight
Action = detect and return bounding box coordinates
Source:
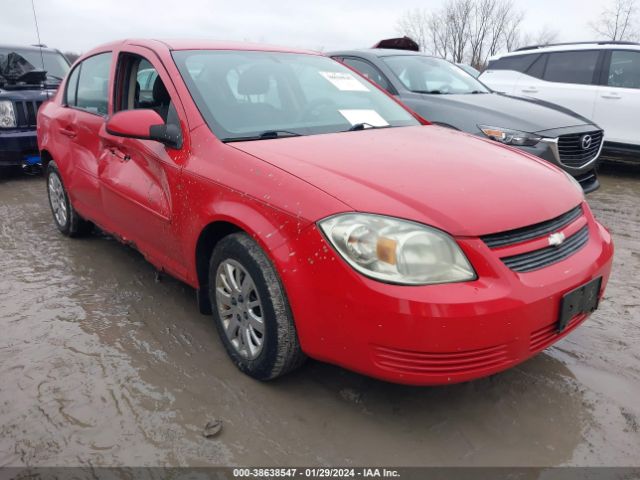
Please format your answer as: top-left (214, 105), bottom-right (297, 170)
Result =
top-left (0, 100), bottom-right (17, 128)
top-left (318, 213), bottom-right (476, 285)
top-left (478, 125), bottom-right (541, 146)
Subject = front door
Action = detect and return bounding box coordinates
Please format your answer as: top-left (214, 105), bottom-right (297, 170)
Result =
top-left (98, 47), bottom-right (188, 275)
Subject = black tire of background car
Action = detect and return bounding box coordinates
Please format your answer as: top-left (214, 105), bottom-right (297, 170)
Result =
top-left (208, 233), bottom-right (306, 380)
top-left (46, 161), bottom-right (93, 237)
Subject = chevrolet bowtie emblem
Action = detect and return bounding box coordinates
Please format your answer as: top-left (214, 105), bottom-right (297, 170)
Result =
top-left (548, 232), bottom-right (566, 246)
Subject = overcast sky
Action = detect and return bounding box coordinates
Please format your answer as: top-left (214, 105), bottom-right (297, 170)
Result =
top-left (2, 0), bottom-right (607, 54)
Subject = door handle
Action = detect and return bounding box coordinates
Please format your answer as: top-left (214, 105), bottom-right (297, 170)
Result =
top-left (110, 148), bottom-right (131, 162)
top-left (59, 127), bottom-right (76, 138)
top-left (521, 88), bottom-right (538, 93)
top-left (601, 94), bottom-right (621, 99)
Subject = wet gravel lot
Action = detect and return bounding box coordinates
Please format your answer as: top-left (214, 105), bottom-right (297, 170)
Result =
top-left (0, 164), bottom-right (639, 467)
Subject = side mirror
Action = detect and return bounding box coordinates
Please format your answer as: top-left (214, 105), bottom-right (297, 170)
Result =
top-left (106, 109), bottom-right (182, 149)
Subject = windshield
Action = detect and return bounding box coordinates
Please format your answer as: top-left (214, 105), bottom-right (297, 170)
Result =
top-left (383, 55), bottom-right (490, 95)
top-left (0, 48), bottom-right (70, 82)
top-left (172, 50), bottom-right (419, 141)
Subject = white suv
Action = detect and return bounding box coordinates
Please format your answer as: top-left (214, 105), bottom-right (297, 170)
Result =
top-left (480, 41), bottom-right (640, 160)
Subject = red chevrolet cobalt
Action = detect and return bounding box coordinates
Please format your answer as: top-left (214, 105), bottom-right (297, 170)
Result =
top-left (37, 40), bottom-right (613, 385)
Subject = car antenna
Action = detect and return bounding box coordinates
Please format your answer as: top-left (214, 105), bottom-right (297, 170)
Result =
top-left (30, 0), bottom-right (48, 94)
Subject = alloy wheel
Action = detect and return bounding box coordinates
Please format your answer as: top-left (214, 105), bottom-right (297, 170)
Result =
top-left (48, 173), bottom-right (68, 227)
top-left (215, 259), bottom-right (265, 359)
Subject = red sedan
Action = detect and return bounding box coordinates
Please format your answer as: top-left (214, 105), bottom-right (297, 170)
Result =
top-left (37, 40), bottom-right (613, 385)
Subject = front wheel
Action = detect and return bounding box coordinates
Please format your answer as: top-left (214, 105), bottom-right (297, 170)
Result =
top-left (46, 161), bottom-right (93, 237)
top-left (209, 233), bottom-right (306, 380)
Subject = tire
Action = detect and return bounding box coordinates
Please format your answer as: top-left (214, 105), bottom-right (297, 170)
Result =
top-left (209, 233), bottom-right (306, 380)
top-left (46, 161), bottom-right (93, 237)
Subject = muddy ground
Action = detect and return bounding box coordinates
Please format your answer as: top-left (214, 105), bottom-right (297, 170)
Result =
top-left (0, 164), bottom-right (638, 468)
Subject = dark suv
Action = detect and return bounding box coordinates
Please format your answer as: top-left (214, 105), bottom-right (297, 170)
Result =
top-left (0, 44), bottom-right (70, 170)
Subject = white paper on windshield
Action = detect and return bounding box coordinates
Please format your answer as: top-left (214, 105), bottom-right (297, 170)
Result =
top-left (319, 71), bottom-right (370, 91)
top-left (338, 109), bottom-right (389, 127)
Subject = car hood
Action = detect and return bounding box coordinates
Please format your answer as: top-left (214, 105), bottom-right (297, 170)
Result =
top-left (230, 125), bottom-right (583, 237)
top-left (405, 92), bottom-right (593, 134)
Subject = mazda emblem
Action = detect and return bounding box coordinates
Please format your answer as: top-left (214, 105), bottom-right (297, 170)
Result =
top-left (581, 134), bottom-right (593, 150)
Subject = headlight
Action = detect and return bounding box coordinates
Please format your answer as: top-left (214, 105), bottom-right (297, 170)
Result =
top-left (318, 213), bottom-right (476, 285)
top-left (478, 125), bottom-right (541, 146)
top-left (0, 100), bottom-right (17, 128)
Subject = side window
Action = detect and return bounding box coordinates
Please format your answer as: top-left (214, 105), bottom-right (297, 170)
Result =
top-left (75, 53), bottom-right (112, 115)
top-left (525, 54), bottom-right (547, 79)
top-left (136, 62), bottom-right (159, 103)
top-left (543, 51), bottom-right (599, 85)
top-left (65, 65), bottom-right (80, 106)
top-left (487, 54), bottom-right (539, 72)
top-left (115, 53), bottom-right (178, 127)
top-left (607, 50), bottom-right (640, 89)
top-left (341, 57), bottom-right (392, 91)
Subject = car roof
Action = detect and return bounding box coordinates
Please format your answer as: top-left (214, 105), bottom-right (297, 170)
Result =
top-left (490, 41), bottom-right (640, 60)
top-left (83, 39), bottom-right (321, 57)
top-left (328, 48), bottom-right (434, 58)
top-left (0, 43), bottom-right (61, 53)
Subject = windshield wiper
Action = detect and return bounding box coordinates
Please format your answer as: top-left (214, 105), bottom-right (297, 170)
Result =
top-left (257, 130), bottom-right (301, 139)
top-left (412, 89), bottom-right (446, 94)
top-left (223, 130), bottom-right (303, 142)
top-left (345, 123), bottom-right (391, 132)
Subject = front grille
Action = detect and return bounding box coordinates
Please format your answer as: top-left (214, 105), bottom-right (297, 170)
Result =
top-left (481, 205), bottom-right (583, 248)
top-left (502, 225), bottom-right (589, 273)
top-left (371, 344), bottom-right (511, 376)
top-left (575, 170), bottom-right (597, 186)
top-left (557, 130), bottom-right (603, 168)
top-left (13, 100), bottom-right (43, 128)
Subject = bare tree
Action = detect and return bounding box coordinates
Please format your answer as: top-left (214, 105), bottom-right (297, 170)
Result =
top-left (396, 0), bottom-right (555, 64)
top-left (447, 0), bottom-right (475, 63)
top-left (534, 25), bottom-right (560, 45)
top-left (590, 0), bottom-right (639, 41)
top-left (427, 11), bottom-right (453, 59)
top-left (396, 8), bottom-right (430, 51)
top-left (468, 0), bottom-right (523, 68)
top-left (502, 11), bottom-right (526, 51)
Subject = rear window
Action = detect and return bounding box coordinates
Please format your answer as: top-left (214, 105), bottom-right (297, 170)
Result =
top-left (543, 51), bottom-right (599, 85)
top-left (487, 54), bottom-right (539, 72)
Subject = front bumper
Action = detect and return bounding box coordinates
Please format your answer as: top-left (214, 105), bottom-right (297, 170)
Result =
top-left (276, 207), bottom-right (614, 385)
top-left (517, 141), bottom-right (600, 193)
top-left (0, 129), bottom-right (39, 167)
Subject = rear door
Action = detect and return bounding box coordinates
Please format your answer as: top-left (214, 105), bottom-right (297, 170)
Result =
top-left (55, 52), bottom-right (113, 222)
top-left (97, 46), bottom-right (189, 274)
top-left (513, 50), bottom-right (602, 121)
top-left (593, 49), bottom-right (640, 146)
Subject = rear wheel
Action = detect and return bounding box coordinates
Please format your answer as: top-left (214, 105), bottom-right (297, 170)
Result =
top-left (46, 161), bottom-right (92, 237)
top-left (209, 233), bottom-right (306, 380)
